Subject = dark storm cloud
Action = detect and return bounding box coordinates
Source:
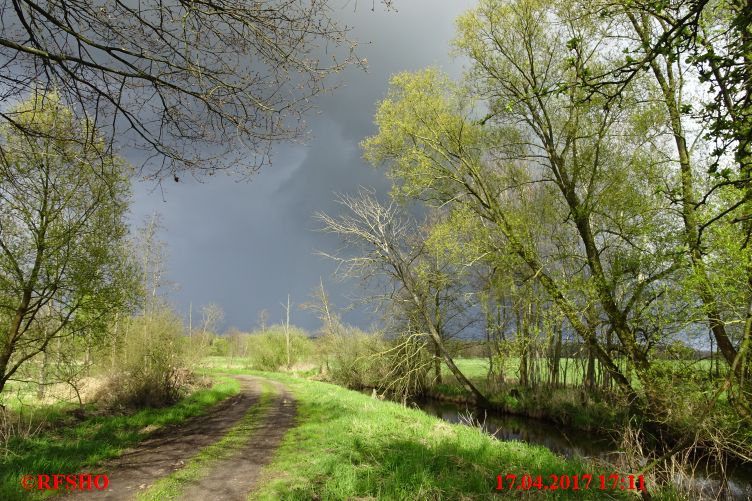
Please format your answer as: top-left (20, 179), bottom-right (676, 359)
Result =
top-left (130, 0), bottom-right (476, 332)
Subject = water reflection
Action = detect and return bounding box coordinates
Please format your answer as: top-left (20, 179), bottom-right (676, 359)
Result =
top-left (415, 398), bottom-right (614, 460)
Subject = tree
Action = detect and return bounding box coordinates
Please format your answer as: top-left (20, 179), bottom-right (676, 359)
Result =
top-left (317, 190), bottom-right (490, 405)
top-left (300, 279), bottom-right (347, 376)
top-left (0, 0), bottom-right (375, 180)
top-left (282, 294), bottom-right (291, 370)
top-left (199, 303), bottom-right (225, 336)
top-left (581, 0), bottom-right (752, 415)
top-left (189, 303), bottom-right (225, 357)
top-left (225, 327), bottom-right (249, 367)
top-left (362, 66), bottom-right (645, 408)
top-left (585, 0), bottom-right (746, 381)
top-left (0, 92), bottom-right (134, 396)
top-left (406, 213), bottom-right (479, 385)
top-left (136, 212), bottom-right (171, 312)
top-left (453, 0), bottom-right (687, 403)
top-left (588, 0), bottom-right (750, 229)
top-left (257, 309), bottom-right (270, 332)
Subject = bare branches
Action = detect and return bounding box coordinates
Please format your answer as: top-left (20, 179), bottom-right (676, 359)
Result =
top-left (317, 189), bottom-right (491, 404)
top-left (315, 189), bottom-right (415, 282)
top-left (0, 0), bottom-right (365, 179)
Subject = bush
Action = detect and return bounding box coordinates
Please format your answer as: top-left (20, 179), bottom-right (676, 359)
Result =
top-left (315, 326), bottom-right (381, 388)
top-left (98, 307), bottom-right (191, 408)
top-left (246, 325), bottom-right (313, 371)
top-left (317, 327), bottom-right (431, 399)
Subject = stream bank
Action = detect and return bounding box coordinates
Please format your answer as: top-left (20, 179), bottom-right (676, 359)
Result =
top-left (362, 388), bottom-right (752, 500)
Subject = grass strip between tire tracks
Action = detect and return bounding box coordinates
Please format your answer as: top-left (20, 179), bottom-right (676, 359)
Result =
top-left (136, 380), bottom-right (277, 501)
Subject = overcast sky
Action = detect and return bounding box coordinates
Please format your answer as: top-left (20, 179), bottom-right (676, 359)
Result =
top-left (130, 1), bottom-right (477, 333)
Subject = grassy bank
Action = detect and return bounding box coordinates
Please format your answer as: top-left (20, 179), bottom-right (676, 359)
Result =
top-left (201, 369), bottom-right (632, 500)
top-left (419, 358), bottom-right (625, 431)
top-left (0, 377), bottom-right (240, 501)
top-left (431, 358), bottom-right (729, 432)
top-left (443, 357), bottom-right (723, 389)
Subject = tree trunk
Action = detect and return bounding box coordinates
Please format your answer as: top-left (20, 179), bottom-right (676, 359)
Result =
top-left (585, 347), bottom-right (596, 390)
top-left (485, 202), bottom-right (640, 406)
top-left (284, 295), bottom-right (291, 370)
top-left (433, 340), bottom-right (442, 384)
top-left (37, 349), bottom-right (49, 399)
top-left (628, 14), bottom-right (740, 373)
top-left (420, 306), bottom-right (489, 406)
top-left (549, 322), bottom-right (563, 387)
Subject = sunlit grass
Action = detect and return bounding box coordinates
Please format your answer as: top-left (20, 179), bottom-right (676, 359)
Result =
top-left (0, 377), bottom-right (240, 501)
top-left (196, 370), bottom-right (631, 501)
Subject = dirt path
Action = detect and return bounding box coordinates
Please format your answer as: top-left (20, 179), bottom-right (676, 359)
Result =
top-left (61, 375), bottom-right (296, 501)
top-left (177, 378), bottom-right (295, 500)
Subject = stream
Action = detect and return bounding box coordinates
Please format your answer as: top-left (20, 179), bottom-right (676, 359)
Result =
top-left (365, 390), bottom-right (752, 500)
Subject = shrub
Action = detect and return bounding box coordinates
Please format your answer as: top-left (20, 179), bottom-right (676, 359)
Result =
top-left (246, 325), bottom-right (313, 371)
top-left (317, 327), bottom-right (431, 399)
top-left (98, 307), bottom-right (191, 408)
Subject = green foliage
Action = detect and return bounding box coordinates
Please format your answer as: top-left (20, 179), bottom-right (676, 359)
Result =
top-left (315, 325), bottom-right (433, 398)
top-left (0, 92), bottom-right (135, 394)
top-left (100, 307), bottom-right (191, 408)
top-left (208, 337), bottom-right (229, 357)
top-left (0, 377), bottom-right (239, 501)
top-left (246, 325), bottom-right (313, 371)
top-left (362, 68), bottom-right (485, 205)
top-left (360, 0), bottom-right (751, 428)
top-left (315, 325), bottom-right (379, 386)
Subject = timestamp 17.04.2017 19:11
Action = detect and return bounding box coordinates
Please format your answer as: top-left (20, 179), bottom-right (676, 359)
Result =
top-left (495, 473), bottom-right (646, 492)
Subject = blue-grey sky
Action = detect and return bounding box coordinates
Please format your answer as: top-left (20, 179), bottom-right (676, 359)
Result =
top-left (130, 1), bottom-right (476, 333)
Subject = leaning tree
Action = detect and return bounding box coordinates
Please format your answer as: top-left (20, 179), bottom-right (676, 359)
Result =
top-left (317, 190), bottom-right (490, 405)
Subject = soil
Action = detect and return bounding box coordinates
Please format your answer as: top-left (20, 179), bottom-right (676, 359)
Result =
top-left (177, 378), bottom-right (295, 500)
top-left (59, 375), bottom-right (296, 501)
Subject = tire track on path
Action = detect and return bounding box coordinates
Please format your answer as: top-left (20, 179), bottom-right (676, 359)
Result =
top-left (61, 376), bottom-right (265, 500)
top-left (175, 376), bottom-right (296, 501)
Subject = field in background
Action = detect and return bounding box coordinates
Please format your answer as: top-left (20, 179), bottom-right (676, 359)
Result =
top-left (199, 353), bottom-right (725, 433)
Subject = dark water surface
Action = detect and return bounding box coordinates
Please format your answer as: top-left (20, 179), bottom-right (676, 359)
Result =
top-left (364, 390), bottom-right (752, 500)
top-left (415, 398), bottom-right (615, 459)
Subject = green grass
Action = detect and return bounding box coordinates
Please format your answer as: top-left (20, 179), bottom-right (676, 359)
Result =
top-left (201, 370), bottom-right (632, 501)
top-left (447, 357), bottom-right (625, 387)
top-left (433, 358), bottom-right (623, 427)
top-left (0, 377), bottom-right (241, 501)
top-left (201, 355), bottom-right (250, 369)
top-left (449, 358), bottom-right (490, 379)
top-left (137, 380), bottom-right (276, 500)
top-left (448, 357), bottom-right (727, 388)
top-left (437, 358), bottom-right (727, 429)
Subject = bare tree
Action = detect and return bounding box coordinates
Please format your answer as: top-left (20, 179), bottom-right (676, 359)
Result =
top-left (303, 278), bottom-right (341, 338)
top-left (200, 303), bottom-right (224, 335)
top-left (257, 308), bottom-right (269, 332)
top-left (0, 0), bottom-right (373, 180)
top-left (282, 294), bottom-right (291, 370)
top-left (135, 212), bottom-right (170, 312)
top-left (317, 190), bottom-right (489, 405)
